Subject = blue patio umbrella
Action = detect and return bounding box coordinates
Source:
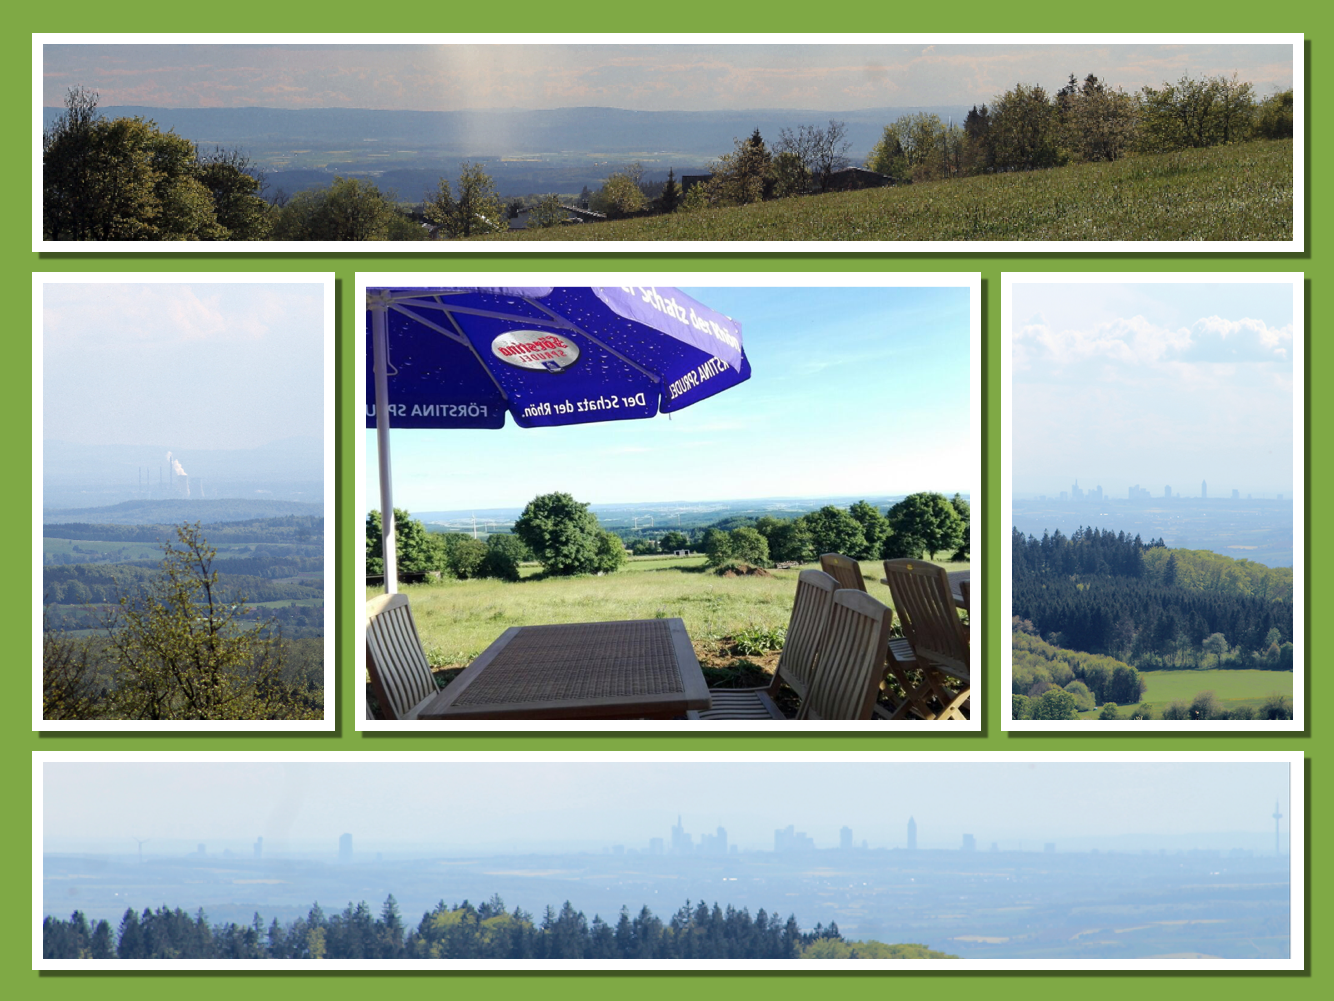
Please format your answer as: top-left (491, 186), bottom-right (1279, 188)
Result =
top-left (367, 286), bottom-right (751, 591)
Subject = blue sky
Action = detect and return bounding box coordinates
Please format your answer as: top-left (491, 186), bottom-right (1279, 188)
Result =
top-left (43, 42), bottom-right (1294, 112)
top-left (1011, 280), bottom-right (1296, 498)
top-left (43, 758), bottom-right (1290, 853)
top-left (366, 285), bottom-right (973, 512)
top-left (42, 281), bottom-right (325, 451)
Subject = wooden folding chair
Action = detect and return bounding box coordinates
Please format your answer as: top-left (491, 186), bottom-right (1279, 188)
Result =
top-left (688, 569), bottom-right (837, 720)
top-left (881, 559), bottom-right (971, 720)
top-left (365, 593), bottom-right (441, 720)
top-left (795, 589), bottom-right (895, 720)
top-left (819, 552), bottom-right (867, 592)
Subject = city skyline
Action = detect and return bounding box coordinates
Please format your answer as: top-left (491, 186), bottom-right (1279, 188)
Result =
top-left (41, 754), bottom-right (1294, 857)
top-left (1024, 476), bottom-right (1291, 502)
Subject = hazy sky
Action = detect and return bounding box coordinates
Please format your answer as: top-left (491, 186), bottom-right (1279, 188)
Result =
top-left (1011, 281), bottom-right (1296, 498)
top-left (365, 285), bottom-right (972, 512)
top-left (42, 42), bottom-right (1294, 112)
top-left (42, 281), bottom-right (326, 451)
top-left (43, 758), bottom-right (1290, 854)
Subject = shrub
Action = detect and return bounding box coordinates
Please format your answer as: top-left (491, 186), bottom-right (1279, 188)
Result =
top-left (733, 625), bottom-right (787, 655)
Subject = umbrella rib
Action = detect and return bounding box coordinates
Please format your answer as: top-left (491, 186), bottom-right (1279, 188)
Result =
top-left (387, 304), bottom-right (512, 405)
top-left (397, 300), bottom-right (577, 331)
top-left (526, 299), bottom-right (662, 384)
top-left (388, 303), bottom-right (471, 346)
top-left (441, 309), bottom-right (512, 405)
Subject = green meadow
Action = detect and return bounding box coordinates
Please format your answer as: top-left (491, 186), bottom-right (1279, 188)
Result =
top-left (1076, 668), bottom-right (1294, 720)
top-left (496, 141), bottom-right (1292, 243)
top-left (369, 554), bottom-right (969, 670)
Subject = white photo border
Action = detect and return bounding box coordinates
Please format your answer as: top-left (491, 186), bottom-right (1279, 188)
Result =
top-left (356, 271), bottom-right (982, 731)
top-left (33, 272), bottom-right (337, 732)
top-left (33, 749), bottom-right (1304, 971)
top-left (33, 33), bottom-right (1304, 254)
top-left (1000, 272), bottom-right (1305, 732)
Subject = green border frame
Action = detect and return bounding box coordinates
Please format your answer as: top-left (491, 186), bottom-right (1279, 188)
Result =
top-left (20, 14), bottom-right (1318, 999)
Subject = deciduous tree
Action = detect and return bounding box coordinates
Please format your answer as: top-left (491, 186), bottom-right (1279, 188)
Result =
top-left (106, 523), bottom-right (314, 720)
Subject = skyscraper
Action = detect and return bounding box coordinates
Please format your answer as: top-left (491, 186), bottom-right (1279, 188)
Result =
top-left (1273, 801), bottom-right (1284, 857)
top-left (907, 816), bottom-right (917, 850)
top-left (1202, 479), bottom-right (1208, 499)
top-left (840, 826), bottom-right (853, 850)
top-left (339, 833), bottom-right (352, 862)
top-left (671, 814), bottom-right (692, 854)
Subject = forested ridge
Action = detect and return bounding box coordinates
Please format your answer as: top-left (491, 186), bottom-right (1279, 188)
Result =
top-left (43, 895), bottom-right (954, 960)
top-left (1012, 527), bottom-right (1292, 669)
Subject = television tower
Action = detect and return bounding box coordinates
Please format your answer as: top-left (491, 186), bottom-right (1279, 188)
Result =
top-left (1272, 801), bottom-right (1283, 857)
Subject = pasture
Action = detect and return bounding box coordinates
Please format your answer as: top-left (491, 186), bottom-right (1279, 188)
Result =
top-left (368, 555), bottom-right (969, 669)
top-left (1075, 668), bottom-right (1293, 719)
top-left (498, 140), bottom-right (1292, 243)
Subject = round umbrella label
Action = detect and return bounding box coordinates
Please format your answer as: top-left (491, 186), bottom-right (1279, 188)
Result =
top-left (492, 330), bottom-right (579, 373)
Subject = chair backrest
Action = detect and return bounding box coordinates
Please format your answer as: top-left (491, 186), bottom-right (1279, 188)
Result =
top-left (882, 559), bottom-right (970, 680)
top-left (365, 593), bottom-right (437, 720)
top-left (796, 589), bottom-right (894, 720)
top-left (772, 569), bottom-right (838, 702)
top-left (819, 553), bottom-right (867, 592)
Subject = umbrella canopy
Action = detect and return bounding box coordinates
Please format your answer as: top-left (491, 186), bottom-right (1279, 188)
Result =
top-left (367, 286), bottom-right (750, 590)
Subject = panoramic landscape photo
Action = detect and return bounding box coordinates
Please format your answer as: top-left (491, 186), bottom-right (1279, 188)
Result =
top-left (37, 37), bottom-right (1298, 248)
top-left (1003, 274), bottom-right (1302, 728)
top-left (359, 277), bottom-right (979, 725)
top-left (36, 275), bottom-right (333, 728)
top-left (37, 752), bottom-right (1300, 968)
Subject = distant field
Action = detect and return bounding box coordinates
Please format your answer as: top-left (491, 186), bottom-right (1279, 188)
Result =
top-left (43, 538), bottom-right (260, 560)
top-left (369, 556), bottom-right (968, 668)
top-left (495, 141), bottom-right (1292, 242)
top-left (1075, 669), bottom-right (1293, 719)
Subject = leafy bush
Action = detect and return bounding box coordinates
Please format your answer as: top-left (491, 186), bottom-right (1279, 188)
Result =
top-left (733, 625), bottom-right (787, 655)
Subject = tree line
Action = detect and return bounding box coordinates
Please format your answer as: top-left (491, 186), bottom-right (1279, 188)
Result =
top-left (585, 71), bottom-right (1291, 218)
top-left (43, 894), bottom-right (952, 960)
top-left (1012, 526), bottom-right (1293, 671)
top-left (43, 562), bottom-right (321, 606)
top-left (865, 72), bottom-right (1290, 185)
top-left (367, 492), bottom-right (970, 584)
top-left (698, 493), bottom-right (969, 570)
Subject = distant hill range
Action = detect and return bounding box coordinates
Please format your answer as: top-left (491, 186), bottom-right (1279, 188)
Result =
top-left (42, 498), bottom-right (323, 525)
top-left (42, 104), bottom-right (972, 197)
top-left (44, 104), bottom-right (971, 156)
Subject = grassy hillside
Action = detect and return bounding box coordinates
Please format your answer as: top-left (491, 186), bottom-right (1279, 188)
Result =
top-left (494, 140), bottom-right (1291, 242)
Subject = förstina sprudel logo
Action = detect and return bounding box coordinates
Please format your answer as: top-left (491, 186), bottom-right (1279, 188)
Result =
top-left (491, 331), bottom-right (579, 373)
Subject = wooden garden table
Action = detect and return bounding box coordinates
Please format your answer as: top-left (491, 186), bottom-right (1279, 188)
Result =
top-left (417, 618), bottom-right (711, 720)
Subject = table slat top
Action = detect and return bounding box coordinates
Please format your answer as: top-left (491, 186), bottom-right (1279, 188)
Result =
top-left (451, 619), bottom-right (684, 707)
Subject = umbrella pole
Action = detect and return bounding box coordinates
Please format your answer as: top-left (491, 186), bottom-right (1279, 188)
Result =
top-left (370, 299), bottom-right (397, 594)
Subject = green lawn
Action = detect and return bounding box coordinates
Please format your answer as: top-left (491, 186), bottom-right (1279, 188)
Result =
top-left (1075, 668), bottom-right (1293, 719)
top-left (490, 141), bottom-right (1291, 243)
top-left (369, 556), bottom-right (969, 669)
